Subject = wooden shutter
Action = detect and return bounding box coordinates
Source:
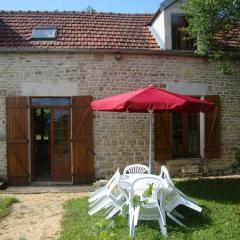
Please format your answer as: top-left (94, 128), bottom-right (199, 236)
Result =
top-left (205, 95), bottom-right (221, 159)
top-left (6, 97), bottom-right (30, 185)
top-left (154, 112), bottom-right (172, 161)
top-left (72, 96), bottom-right (94, 184)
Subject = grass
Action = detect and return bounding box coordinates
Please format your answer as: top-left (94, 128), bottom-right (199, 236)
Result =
top-left (60, 178), bottom-right (240, 240)
top-left (0, 196), bottom-right (18, 220)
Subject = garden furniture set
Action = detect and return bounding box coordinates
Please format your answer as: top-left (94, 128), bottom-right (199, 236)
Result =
top-left (88, 164), bottom-right (202, 237)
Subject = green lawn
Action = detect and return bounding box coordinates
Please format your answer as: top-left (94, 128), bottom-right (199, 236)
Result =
top-left (60, 178), bottom-right (240, 240)
top-left (0, 196), bottom-right (18, 220)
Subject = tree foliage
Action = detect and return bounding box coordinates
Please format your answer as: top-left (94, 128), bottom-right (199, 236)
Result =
top-left (84, 5), bottom-right (97, 13)
top-left (183, 0), bottom-right (240, 74)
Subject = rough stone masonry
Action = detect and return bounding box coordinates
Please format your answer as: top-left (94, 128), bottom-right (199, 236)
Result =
top-left (0, 52), bottom-right (239, 179)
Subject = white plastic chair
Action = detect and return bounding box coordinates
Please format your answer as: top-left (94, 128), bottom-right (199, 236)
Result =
top-left (88, 193), bottom-right (125, 218)
top-left (123, 164), bottom-right (150, 175)
top-left (160, 166), bottom-right (202, 214)
top-left (88, 168), bottom-right (120, 203)
top-left (128, 176), bottom-right (167, 238)
top-left (88, 169), bottom-right (126, 218)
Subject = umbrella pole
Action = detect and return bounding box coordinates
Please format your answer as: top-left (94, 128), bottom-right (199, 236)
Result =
top-left (148, 110), bottom-right (153, 173)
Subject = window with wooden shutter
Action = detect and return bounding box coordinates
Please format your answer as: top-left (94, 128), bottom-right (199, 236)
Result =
top-left (154, 112), bottom-right (172, 161)
top-left (204, 95), bottom-right (221, 159)
top-left (6, 97), bottom-right (30, 185)
top-left (172, 112), bottom-right (200, 158)
top-left (72, 96), bottom-right (94, 184)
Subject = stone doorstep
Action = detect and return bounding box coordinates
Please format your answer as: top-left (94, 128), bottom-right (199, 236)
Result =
top-left (180, 165), bottom-right (200, 173)
top-left (1, 174), bottom-right (240, 194)
top-left (168, 164), bottom-right (202, 177)
top-left (0, 185), bottom-right (94, 194)
top-left (167, 158), bottom-right (202, 165)
top-left (164, 158), bottom-right (204, 177)
top-left (31, 181), bottom-right (73, 186)
top-left (181, 173), bottom-right (203, 178)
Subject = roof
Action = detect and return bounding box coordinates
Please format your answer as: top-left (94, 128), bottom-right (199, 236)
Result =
top-left (159, 0), bottom-right (176, 10)
top-left (215, 24), bottom-right (240, 50)
top-left (148, 0), bottom-right (177, 26)
top-left (0, 11), bottom-right (160, 51)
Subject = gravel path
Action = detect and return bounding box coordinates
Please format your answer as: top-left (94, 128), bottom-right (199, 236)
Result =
top-left (0, 192), bottom-right (88, 240)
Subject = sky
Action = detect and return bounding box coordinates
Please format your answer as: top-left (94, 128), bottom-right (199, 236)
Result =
top-left (0, 0), bottom-right (163, 13)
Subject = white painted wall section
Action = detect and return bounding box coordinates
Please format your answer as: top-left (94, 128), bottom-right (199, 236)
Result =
top-left (200, 97), bottom-right (205, 159)
top-left (150, 0), bottom-right (188, 50)
top-left (151, 11), bottom-right (165, 49)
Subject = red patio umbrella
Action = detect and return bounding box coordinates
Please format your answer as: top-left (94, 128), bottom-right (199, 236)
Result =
top-left (91, 86), bottom-right (214, 172)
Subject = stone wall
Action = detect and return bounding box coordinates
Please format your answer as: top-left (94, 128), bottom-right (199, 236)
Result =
top-left (0, 52), bottom-right (239, 179)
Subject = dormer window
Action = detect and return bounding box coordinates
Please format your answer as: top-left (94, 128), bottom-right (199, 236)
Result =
top-left (31, 27), bottom-right (57, 40)
top-left (171, 15), bottom-right (194, 50)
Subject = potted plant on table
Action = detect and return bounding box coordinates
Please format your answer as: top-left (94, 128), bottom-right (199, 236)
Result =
top-left (132, 183), bottom-right (153, 208)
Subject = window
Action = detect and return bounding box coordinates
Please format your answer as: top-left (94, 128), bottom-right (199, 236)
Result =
top-left (33, 109), bottom-right (51, 141)
top-left (172, 112), bottom-right (200, 158)
top-left (171, 14), bottom-right (194, 50)
top-left (154, 96), bottom-right (221, 161)
top-left (31, 27), bottom-right (57, 40)
top-left (31, 97), bottom-right (71, 106)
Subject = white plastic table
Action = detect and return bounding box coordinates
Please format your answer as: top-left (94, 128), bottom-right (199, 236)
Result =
top-left (119, 173), bottom-right (162, 193)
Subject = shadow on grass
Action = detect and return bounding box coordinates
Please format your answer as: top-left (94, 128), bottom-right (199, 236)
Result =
top-left (136, 205), bottom-right (212, 235)
top-left (174, 205), bottom-right (212, 228)
top-left (175, 178), bottom-right (240, 203)
top-left (61, 197), bottom-right (215, 240)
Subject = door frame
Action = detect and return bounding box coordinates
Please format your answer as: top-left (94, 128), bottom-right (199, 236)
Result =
top-left (30, 97), bottom-right (72, 182)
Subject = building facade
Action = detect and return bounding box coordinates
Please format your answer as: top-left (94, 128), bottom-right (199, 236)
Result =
top-left (0, 1), bottom-right (239, 185)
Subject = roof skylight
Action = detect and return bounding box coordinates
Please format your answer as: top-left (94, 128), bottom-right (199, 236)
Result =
top-left (31, 27), bottom-right (57, 40)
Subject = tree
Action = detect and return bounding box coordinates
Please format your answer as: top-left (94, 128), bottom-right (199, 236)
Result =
top-left (84, 5), bottom-right (97, 13)
top-left (183, 0), bottom-right (240, 74)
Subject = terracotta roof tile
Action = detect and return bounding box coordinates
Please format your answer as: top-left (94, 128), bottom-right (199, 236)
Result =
top-left (0, 11), bottom-right (160, 51)
top-left (215, 24), bottom-right (240, 49)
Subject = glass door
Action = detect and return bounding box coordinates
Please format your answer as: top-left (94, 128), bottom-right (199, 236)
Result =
top-left (172, 112), bottom-right (200, 158)
top-left (51, 109), bottom-right (71, 181)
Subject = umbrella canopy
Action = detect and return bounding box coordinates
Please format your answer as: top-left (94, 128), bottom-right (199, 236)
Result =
top-left (91, 86), bottom-right (214, 113)
top-left (91, 86), bottom-right (214, 173)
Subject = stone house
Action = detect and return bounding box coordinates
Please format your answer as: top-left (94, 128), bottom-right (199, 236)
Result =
top-left (0, 0), bottom-right (239, 185)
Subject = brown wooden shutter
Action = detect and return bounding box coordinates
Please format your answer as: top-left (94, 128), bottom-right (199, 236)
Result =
top-left (6, 97), bottom-right (30, 185)
top-left (154, 112), bottom-right (172, 161)
top-left (205, 95), bottom-right (221, 159)
top-left (72, 96), bottom-right (94, 184)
